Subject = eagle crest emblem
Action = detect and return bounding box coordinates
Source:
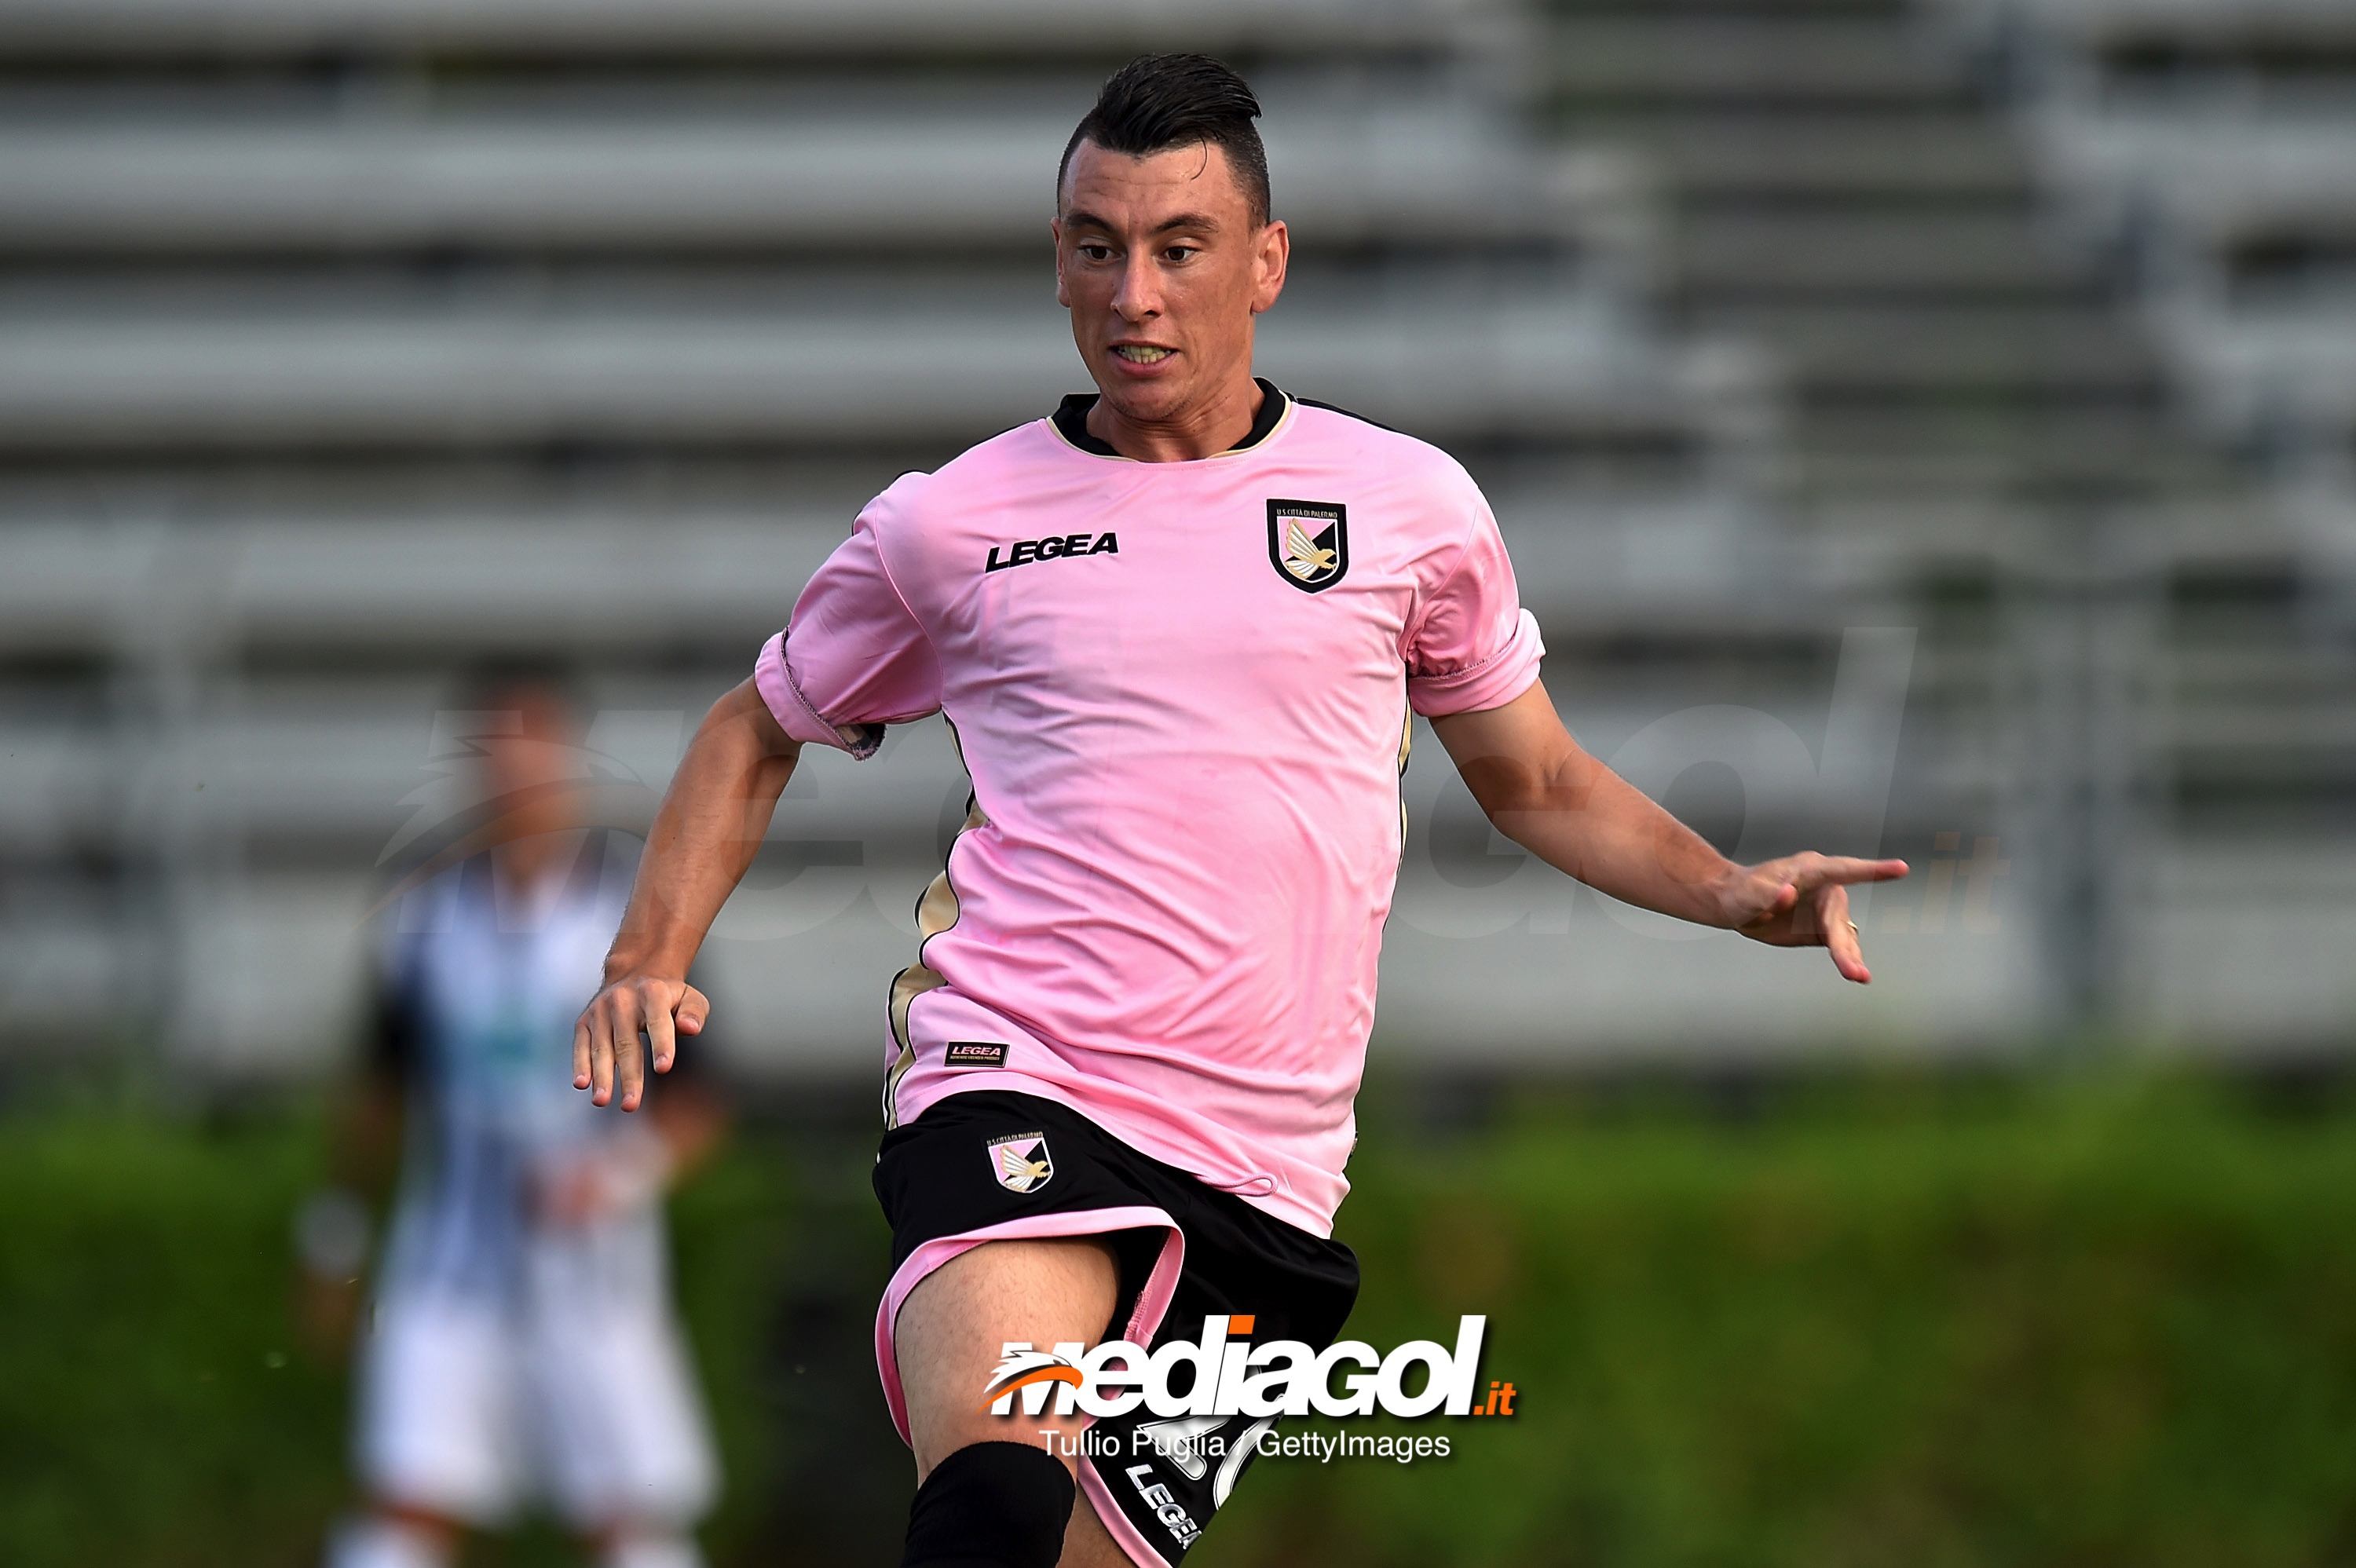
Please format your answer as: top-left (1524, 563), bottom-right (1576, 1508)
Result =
top-left (1268, 499), bottom-right (1348, 593)
top-left (985, 1131), bottom-right (1054, 1193)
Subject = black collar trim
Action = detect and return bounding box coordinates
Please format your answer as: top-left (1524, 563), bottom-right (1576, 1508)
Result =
top-left (1050, 378), bottom-right (1290, 459)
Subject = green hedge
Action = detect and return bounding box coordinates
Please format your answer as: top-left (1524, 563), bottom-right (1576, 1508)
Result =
top-left (1212, 1077), bottom-right (2356, 1566)
top-left (0, 1109), bottom-right (808, 1568)
top-left (5, 1077), bottom-right (2356, 1566)
top-left (0, 1115), bottom-right (346, 1568)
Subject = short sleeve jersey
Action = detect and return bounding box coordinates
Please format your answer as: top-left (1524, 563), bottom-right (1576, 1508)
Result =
top-left (755, 385), bottom-right (1542, 1236)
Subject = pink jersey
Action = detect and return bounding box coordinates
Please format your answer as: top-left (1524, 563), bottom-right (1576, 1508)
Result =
top-left (755, 384), bottom-right (1541, 1235)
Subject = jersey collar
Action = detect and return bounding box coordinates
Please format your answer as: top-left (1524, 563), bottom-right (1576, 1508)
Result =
top-left (1049, 378), bottom-right (1290, 460)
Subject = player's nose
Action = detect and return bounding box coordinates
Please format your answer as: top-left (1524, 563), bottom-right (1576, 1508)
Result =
top-left (1110, 254), bottom-right (1162, 320)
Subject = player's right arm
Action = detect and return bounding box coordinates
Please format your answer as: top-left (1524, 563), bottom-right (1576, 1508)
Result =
top-left (590, 475), bottom-right (942, 1109)
top-left (574, 677), bottom-right (801, 1113)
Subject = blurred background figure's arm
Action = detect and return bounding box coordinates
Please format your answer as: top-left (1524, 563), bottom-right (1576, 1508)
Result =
top-left (647, 1052), bottom-right (727, 1187)
top-left (290, 972), bottom-right (412, 1365)
top-left (540, 978), bottom-right (732, 1229)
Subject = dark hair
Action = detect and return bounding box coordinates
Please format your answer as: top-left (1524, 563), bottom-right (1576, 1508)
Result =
top-left (1058, 53), bottom-right (1271, 228)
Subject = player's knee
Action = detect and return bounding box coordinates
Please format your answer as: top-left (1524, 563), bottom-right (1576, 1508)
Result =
top-left (903, 1440), bottom-right (1076, 1568)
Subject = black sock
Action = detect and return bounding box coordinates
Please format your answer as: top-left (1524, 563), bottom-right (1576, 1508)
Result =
top-left (902, 1439), bottom-right (1077, 1568)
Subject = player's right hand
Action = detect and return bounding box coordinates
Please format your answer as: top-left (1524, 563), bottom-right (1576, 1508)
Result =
top-left (573, 971), bottom-right (708, 1113)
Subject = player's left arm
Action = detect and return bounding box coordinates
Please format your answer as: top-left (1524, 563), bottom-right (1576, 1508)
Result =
top-left (1430, 679), bottom-right (1908, 983)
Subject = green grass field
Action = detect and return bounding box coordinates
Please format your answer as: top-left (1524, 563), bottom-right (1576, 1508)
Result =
top-left (5, 1072), bottom-right (2355, 1566)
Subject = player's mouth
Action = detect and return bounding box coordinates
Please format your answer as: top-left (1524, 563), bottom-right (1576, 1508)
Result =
top-left (1110, 345), bottom-right (1176, 365)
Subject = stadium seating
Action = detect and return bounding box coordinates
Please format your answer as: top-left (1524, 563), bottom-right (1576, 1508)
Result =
top-left (1930, 0), bottom-right (2356, 451)
top-left (0, 101), bottom-right (1635, 255)
top-left (3, 0), bottom-right (2345, 1071)
top-left (0, 0), bottom-right (1785, 1071)
top-left (0, 0), bottom-right (1510, 59)
top-left (0, 291), bottom-right (1734, 451)
top-left (1920, 0), bottom-right (2356, 1036)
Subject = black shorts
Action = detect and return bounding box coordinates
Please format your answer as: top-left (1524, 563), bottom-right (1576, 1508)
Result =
top-left (872, 1090), bottom-right (1359, 1566)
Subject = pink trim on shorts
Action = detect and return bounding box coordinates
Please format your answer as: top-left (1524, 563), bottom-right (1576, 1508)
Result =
top-left (872, 1204), bottom-right (1185, 1448)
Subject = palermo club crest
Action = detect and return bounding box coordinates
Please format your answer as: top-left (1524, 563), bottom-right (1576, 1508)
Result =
top-left (1268, 499), bottom-right (1348, 594)
top-left (986, 1131), bottom-right (1054, 1193)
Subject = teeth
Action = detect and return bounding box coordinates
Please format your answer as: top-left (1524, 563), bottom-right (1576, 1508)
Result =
top-left (1114, 345), bottom-right (1172, 364)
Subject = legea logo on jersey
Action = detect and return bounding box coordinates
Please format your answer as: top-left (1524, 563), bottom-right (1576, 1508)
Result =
top-left (982, 1314), bottom-right (1511, 1420)
top-left (986, 531), bottom-right (1120, 572)
top-left (1268, 499), bottom-right (1348, 593)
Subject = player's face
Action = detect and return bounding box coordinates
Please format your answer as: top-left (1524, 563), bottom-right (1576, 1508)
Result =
top-left (481, 687), bottom-right (583, 837)
top-left (1052, 139), bottom-right (1287, 426)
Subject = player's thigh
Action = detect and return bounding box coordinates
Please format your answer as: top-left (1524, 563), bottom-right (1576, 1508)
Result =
top-left (894, 1235), bottom-right (1118, 1480)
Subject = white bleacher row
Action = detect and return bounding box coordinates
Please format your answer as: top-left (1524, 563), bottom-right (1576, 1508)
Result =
top-left (0, 855), bottom-right (2061, 1074)
top-left (1933, 0), bottom-right (2356, 49)
top-left (0, 106), bottom-right (1637, 257)
top-left (2147, 302), bottom-right (2356, 443)
top-left (0, 290), bottom-right (1758, 451)
top-left (56, 832), bottom-right (2356, 1068)
top-left (2031, 111), bottom-right (2356, 249)
top-left (0, 512), bottom-right (845, 659)
top-left (23, 666), bottom-right (1911, 854)
top-left (0, 479), bottom-right (1766, 660)
top-left (0, 0), bottom-right (1505, 57)
top-left (0, 685), bottom-right (946, 854)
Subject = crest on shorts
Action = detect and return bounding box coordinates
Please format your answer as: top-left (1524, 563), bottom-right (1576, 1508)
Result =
top-left (1268, 499), bottom-right (1348, 593)
top-left (986, 1131), bottom-right (1054, 1193)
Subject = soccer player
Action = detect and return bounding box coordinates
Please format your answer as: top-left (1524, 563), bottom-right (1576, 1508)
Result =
top-left (573, 55), bottom-right (1905, 1568)
top-left (320, 667), bottom-right (726, 1568)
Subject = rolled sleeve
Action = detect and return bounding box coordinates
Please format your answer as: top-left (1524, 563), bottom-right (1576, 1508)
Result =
top-left (754, 630), bottom-right (884, 757)
top-left (752, 477), bottom-right (942, 758)
top-left (1403, 482), bottom-right (1545, 718)
top-left (1407, 606), bottom-right (1544, 717)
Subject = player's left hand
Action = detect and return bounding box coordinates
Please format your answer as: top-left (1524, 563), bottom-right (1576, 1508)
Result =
top-left (532, 1128), bottom-right (675, 1226)
top-left (1713, 853), bottom-right (1909, 984)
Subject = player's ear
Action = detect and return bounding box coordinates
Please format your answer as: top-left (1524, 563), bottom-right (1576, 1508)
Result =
top-left (1251, 219), bottom-right (1289, 315)
top-left (1051, 217), bottom-right (1072, 308)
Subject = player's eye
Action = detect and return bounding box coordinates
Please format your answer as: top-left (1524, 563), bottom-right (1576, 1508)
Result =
top-left (1077, 243), bottom-right (1114, 262)
top-left (1162, 246), bottom-right (1198, 264)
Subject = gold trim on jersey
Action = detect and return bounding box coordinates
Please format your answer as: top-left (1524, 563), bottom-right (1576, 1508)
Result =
top-left (1396, 701), bottom-right (1414, 856)
top-left (882, 791), bottom-right (987, 1129)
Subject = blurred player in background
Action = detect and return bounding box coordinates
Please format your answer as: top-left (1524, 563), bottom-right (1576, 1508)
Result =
top-left (298, 664), bottom-right (726, 1568)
